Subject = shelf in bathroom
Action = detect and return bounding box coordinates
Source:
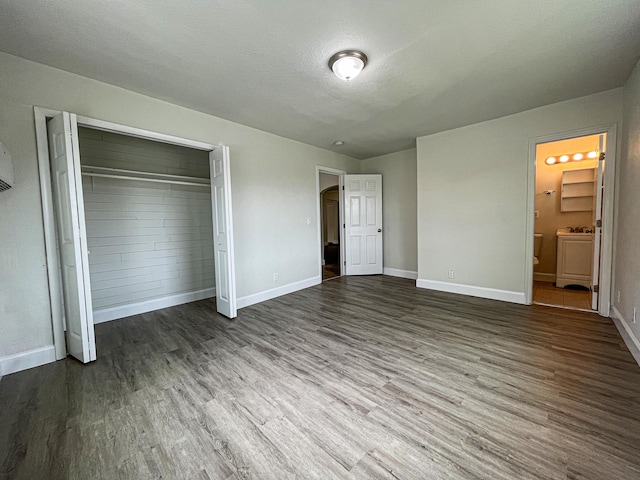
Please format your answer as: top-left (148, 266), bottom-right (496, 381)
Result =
top-left (561, 168), bottom-right (595, 212)
top-left (562, 180), bottom-right (594, 185)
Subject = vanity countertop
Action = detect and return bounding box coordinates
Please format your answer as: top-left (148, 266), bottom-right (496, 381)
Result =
top-left (556, 228), bottom-right (595, 236)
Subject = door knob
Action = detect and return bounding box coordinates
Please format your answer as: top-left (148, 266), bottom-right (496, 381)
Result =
top-left (378, 228), bottom-right (382, 232)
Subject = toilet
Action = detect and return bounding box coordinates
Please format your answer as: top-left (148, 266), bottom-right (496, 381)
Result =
top-left (534, 233), bottom-right (543, 265)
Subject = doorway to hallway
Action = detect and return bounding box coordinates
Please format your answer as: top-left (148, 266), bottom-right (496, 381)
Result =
top-left (319, 172), bottom-right (341, 281)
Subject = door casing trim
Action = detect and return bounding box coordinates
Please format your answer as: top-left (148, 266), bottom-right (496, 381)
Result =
top-left (525, 123), bottom-right (618, 316)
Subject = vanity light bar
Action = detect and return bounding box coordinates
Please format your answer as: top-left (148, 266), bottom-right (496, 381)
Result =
top-left (545, 150), bottom-right (598, 165)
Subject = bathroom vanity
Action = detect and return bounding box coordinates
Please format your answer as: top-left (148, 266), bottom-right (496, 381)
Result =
top-left (556, 228), bottom-right (594, 288)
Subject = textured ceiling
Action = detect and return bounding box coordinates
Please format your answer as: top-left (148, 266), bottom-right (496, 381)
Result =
top-left (1, 1), bottom-right (639, 159)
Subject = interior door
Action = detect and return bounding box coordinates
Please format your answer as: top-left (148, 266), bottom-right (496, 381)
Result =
top-left (210, 145), bottom-right (237, 318)
top-left (591, 135), bottom-right (606, 310)
top-left (47, 112), bottom-right (96, 363)
top-left (344, 174), bottom-right (383, 275)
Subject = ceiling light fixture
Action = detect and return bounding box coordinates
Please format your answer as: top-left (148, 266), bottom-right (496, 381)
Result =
top-left (333, 140), bottom-right (345, 146)
top-left (559, 155), bottom-right (570, 163)
top-left (587, 151), bottom-right (598, 159)
top-left (328, 50), bottom-right (368, 81)
top-left (545, 157), bottom-right (557, 165)
top-left (573, 153), bottom-right (584, 161)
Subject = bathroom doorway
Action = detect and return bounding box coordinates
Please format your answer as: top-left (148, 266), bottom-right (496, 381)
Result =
top-left (532, 133), bottom-right (605, 312)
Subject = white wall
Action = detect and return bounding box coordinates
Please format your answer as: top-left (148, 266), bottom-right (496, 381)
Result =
top-left (79, 128), bottom-right (215, 314)
top-left (416, 89), bottom-right (623, 301)
top-left (319, 172), bottom-right (339, 192)
top-left (613, 59), bottom-right (640, 360)
top-left (361, 148), bottom-right (417, 276)
top-left (0, 52), bottom-right (360, 363)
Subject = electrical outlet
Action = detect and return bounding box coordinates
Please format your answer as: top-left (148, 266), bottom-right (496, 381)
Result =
top-left (448, 270), bottom-right (455, 279)
top-left (534, 210), bottom-right (540, 218)
top-left (616, 291), bottom-right (621, 303)
top-left (273, 272), bottom-right (279, 282)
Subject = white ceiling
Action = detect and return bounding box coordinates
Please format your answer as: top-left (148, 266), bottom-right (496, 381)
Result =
top-left (1, 1), bottom-right (639, 159)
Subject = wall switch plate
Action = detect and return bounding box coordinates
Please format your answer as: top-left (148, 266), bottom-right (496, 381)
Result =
top-left (273, 273), bottom-right (279, 282)
top-left (534, 210), bottom-right (540, 218)
top-left (633, 307), bottom-right (637, 324)
top-left (616, 291), bottom-right (621, 303)
top-left (448, 270), bottom-right (455, 279)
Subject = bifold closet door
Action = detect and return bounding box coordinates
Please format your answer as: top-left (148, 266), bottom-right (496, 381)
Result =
top-left (47, 112), bottom-right (96, 363)
top-left (210, 146), bottom-right (237, 318)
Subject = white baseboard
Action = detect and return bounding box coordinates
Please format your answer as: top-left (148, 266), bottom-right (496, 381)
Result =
top-left (533, 272), bottom-right (556, 283)
top-left (93, 288), bottom-right (216, 324)
top-left (611, 306), bottom-right (640, 367)
top-left (416, 278), bottom-right (526, 304)
top-left (237, 276), bottom-right (321, 309)
top-left (0, 345), bottom-right (56, 376)
top-left (384, 268), bottom-right (418, 280)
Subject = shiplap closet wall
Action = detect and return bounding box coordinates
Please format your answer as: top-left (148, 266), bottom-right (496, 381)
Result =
top-left (78, 127), bottom-right (215, 319)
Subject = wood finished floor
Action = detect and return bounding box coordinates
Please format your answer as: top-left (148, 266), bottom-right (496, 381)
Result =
top-left (1, 276), bottom-right (640, 480)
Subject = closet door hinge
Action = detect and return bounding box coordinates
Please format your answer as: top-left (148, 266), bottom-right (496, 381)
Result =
top-left (593, 285), bottom-right (599, 293)
top-left (596, 219), bottom-right (602, 228)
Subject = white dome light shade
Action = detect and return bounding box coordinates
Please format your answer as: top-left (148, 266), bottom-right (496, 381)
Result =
top-left (587, 151), bottom-right (598, 159)
top-left (559, 155), bottom-right (570, 162)
top-left (545, 157), bottom-right (557, 165)
top-left (329, 50), bottom-right (368, 81)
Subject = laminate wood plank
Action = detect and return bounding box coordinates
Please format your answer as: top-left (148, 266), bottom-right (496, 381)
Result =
top-left (2, 275), bottom-right (640, 479)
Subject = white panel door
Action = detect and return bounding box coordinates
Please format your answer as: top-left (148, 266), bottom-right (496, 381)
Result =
top-left (47, 112), bottom-right (96, 363)
top-left (210, 146), bottom-right (237, 318)
top-left (344, 174), bottom-right (383, 275)
top-left (591, 138), bottom-right (605, 310)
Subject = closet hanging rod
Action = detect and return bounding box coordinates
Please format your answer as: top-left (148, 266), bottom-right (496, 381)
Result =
top-left (80, 165), bottom-right (210, 187)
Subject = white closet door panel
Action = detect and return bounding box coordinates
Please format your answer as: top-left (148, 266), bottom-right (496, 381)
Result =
top-left (47, 112), bottom-right (96, 363)
top-left (210, 146), bottom-right (237, 318)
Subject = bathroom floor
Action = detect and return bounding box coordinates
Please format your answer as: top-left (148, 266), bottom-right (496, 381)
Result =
top-left (533, 281), bottom-right (592, 311)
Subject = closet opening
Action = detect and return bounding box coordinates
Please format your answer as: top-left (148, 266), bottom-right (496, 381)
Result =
top-left (36, 108), bottom-right (237, 364)
top-left (75, 126), bottom-right (216, 323)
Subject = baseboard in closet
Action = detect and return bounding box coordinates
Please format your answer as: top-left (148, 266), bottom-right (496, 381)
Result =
top-left (93, 288), bottom-right (215, 324)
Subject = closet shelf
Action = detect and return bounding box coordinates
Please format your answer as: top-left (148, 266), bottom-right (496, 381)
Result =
top-left (81, 165), bottom-right (210, 187)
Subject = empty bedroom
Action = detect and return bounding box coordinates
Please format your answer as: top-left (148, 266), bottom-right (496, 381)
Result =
top-left (1, 1), bottom-right (640, 479)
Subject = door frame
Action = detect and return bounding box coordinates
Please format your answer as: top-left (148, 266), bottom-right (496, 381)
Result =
top-left (34, 106), bottom-right (236, 360)
top-left (524, 123), bottom-right (618, 316)
top-left (316, 166), bottom-right (345, 278)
